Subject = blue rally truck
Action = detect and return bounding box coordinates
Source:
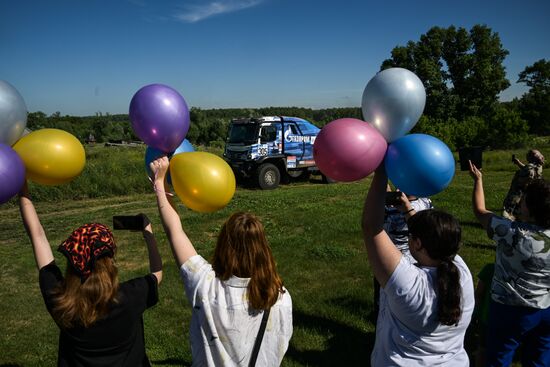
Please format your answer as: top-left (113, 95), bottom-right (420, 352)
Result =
top-left (223, 116), bottom-right (328, 189)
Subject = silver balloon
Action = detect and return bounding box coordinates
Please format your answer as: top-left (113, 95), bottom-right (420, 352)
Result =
top-left (0, 80), bottom-right (27, 146)
top-left (361, 68), bottom-right (426, 142)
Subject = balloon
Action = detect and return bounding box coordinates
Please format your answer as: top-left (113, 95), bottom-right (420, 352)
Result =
top-left (145, 139), bottom-right (195, 183)
top-left (0, 143), bottom-right (26, 204)
top-left (362, 68), bottom-right (426, 142)
top-left (313, 118), bottom-right (387, 182)
top-left (385, 134), bottom-right (455, 197)
top-left (129, 84), bottom-right (190, 152)
top-left (0, 80), bottom-right (27, 146)
top-left (170, 152), bottom-right (236, 213)
top-left (13, 129), bottom-right (86, 185)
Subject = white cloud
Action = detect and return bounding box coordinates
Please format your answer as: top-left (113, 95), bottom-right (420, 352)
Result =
top-left (174, 0), bottom-right (264, 23)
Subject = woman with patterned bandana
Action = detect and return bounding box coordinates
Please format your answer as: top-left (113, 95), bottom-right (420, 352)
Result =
top-left (18, 182), bottom-right (162, 366)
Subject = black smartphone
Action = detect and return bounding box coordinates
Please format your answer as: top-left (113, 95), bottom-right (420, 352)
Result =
top-left (512, 154), bottom-right (516, 162)
top-left (113, 215), bottom-right (144, 231)
top-left (385, 192), bottom-right (403, 206)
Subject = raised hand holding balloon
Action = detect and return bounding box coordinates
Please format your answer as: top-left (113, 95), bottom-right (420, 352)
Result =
top-left (144, 139), bottom-right (195, 183)
top-left (129, 84), bottom-right (190, 152)
top-left (0, 80), bottom-right (27, 146)
top-left (362, 68), bottom-right (426, 142)
top-left (313, 118), bottom-right (387, 182)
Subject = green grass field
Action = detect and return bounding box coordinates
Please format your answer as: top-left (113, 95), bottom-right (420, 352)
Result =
top-left (1, 143), bottom-right (549, 366)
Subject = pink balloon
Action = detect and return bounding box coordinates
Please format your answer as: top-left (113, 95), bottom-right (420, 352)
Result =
top-left (313, 118), bottom-right (387, 182)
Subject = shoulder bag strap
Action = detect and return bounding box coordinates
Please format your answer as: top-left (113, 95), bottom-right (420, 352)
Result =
top-left (248, 308), bottom-right (271, 367)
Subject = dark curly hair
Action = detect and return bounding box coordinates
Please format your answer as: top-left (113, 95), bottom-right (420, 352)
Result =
top-left (524, 179), bottom-right (550, 228)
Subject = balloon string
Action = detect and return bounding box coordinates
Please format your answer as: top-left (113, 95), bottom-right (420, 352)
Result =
top-left (148, 168), bottom-right (174, 197)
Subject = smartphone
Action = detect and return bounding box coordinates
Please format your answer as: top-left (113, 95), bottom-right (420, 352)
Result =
top-left (385, 192), bottom-right (403, 206)
top-left (512, 154), bottom-right (516, 162)
top-left (113, 215), bottom-right (144, 231)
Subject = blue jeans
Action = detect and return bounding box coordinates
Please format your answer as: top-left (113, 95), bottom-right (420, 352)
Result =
top-left (486, 300), bottom-right (550, 367)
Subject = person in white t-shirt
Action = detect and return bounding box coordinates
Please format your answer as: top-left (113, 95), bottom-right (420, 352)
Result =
top-left (150, 156), bottom-right (292, 367)
top-left (362, 164), bottom-right (475, 366)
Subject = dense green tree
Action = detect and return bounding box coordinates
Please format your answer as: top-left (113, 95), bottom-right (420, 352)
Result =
top-left (382, 25), bottom-right (510, 121)
top-left (517, 59), bottom-right (550, 134)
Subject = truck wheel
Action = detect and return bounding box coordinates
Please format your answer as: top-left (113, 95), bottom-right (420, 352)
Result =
top-left (322, 174), bottom-right (337, 184)
top-left (287, 169), bottom-right (310, 181)
top-left (257, 163), bottom-right (280, 189)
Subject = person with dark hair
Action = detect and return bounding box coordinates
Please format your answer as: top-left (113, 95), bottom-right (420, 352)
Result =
top-left (18, 182), bottom-right (162, 366)
top-left (470, 161), bottom-right (550, 366)
top-left (150, 156), bottom-right (292, 366)
top-left (372, 188), bottom-right (433, 322)
top-left (362, 165), bottom-right (474, 366)
top-left (503, 149), bottom-right (544, 220)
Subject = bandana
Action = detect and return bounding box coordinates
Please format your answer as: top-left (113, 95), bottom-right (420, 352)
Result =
top-left (528, 150), bottom-right (545, 166)
top-left (58, 223), bottom-right (116, 282)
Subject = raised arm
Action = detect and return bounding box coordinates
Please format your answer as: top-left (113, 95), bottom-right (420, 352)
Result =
top-left (140, 214), bottom-right (163, 284)
top-left (512, 155), bottom-right (525, 169)
top-left (362, 166), bottom-right (402, 287)
top-left (469, 160), bottom-right (493, 231)
top-left (150, 157), bottom-right (197, 267)
top-left (18, 182), bottom-right (55, 270)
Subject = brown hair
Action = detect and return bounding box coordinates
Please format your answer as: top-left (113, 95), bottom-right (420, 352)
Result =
top-left (52, 257), bottom-right (119, 328)
top-left (212, 212), bottom-right (284, 310)
top-left (408, 210), bottom-right (463, 326)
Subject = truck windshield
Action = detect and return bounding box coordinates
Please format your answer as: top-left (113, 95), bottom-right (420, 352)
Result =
top-left (228, 124), bottom-right (258, 144)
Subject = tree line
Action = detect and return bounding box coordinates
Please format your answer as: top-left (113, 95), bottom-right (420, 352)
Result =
top-left (27, 24), bottom-right (549, 152)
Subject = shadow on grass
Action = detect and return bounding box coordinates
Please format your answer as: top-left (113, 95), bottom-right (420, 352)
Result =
top-left (151, 358), bottom-right (191, 366)
top-left (286, 299), bottom-right (375, 366)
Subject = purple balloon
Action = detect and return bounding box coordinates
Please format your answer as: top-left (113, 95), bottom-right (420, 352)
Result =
top-left (0, 143), bottom-right (26, 204)
top-left (129, 84), bottom-right (190, 152)
top-left (313, 118), bottom-right (387, 182)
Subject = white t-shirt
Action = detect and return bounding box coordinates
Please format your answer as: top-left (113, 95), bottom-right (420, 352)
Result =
top-left (372, 255), bottom-right (474, 366)
top-left (180, 255), bottom-right (293, 367)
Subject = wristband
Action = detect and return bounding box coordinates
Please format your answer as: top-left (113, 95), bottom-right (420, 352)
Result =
top-left (405, 208), bottom-right (415, 214)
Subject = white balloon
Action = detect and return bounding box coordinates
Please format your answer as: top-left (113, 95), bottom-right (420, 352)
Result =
top-left (362, 68), bottom-right (426, 142)
top-left (0, 80), bottom-right (27, 146)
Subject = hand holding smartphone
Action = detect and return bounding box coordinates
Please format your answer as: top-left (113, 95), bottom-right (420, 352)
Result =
top-left (113, 214), bottom-right (148, 231)
top-left (385, 191), bottom-right (403, 206)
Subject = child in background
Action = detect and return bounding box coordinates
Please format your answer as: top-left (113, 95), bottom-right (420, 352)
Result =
top-left (503, 149), bottom-right (544, 220)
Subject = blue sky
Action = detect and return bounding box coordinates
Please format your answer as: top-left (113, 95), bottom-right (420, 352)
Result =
top-left (1, 0), bottom-right (549, 116)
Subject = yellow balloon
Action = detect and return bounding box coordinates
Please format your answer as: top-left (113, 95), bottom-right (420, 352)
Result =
top-left (13, 128), bottom-right (86, 185)
top-left (170, 152), bottom-right (236, 213)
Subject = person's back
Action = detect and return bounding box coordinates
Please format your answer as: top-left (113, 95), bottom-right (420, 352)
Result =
top-left (151, 156), bottom-right (293, 367)
top-left (40, 261), bottom-right (158, 366)
top-left (362, 168), bottom-right (474, 366)
top-left (181, 255), bottom-right (292, 366)
top-left (19, 186), bottom-right (163, 367)
top-left (374, 254), bottom-right (474, 365)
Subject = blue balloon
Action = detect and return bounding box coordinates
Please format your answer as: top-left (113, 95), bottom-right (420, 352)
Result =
top-left (173, 139), bottom-right (195, 155)
top-left (144, 139), bottom-right (195, 184)
top-left (385, 134), bottom-right (455, 197)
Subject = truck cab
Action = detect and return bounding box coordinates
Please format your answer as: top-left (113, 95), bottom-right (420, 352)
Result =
top-left (223, 116), bottom-right (321, 189)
